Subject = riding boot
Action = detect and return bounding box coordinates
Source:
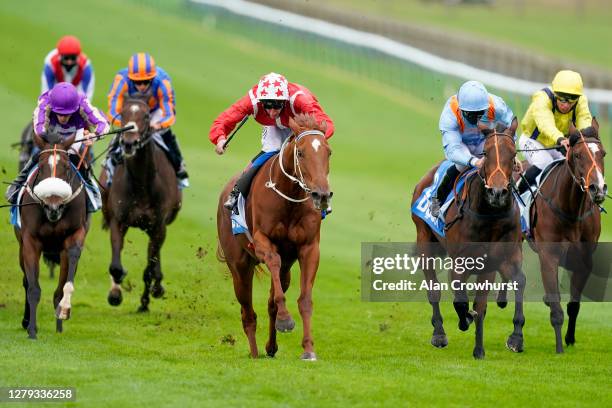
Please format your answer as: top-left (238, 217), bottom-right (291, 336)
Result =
top-left (5, 155), bottom-right (38, 204)
top-left (430, 165), bottom-right (461, 218)
top-left (223, 165), bottom-right (260, 213)
top-left (160, 129), bottom-right (189, 187)
top-left (69, 154), bottom-right (101, 212)
top-left (223, 185), bottom-right (240, 211)
top-left (517, 165), bottom-right (541, 195)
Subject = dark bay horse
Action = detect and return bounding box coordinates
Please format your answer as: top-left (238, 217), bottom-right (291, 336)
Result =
top-left (528, 118), bottom-right (606, 353)
top-left (15, 132), bottom-right (89, 339)
top-left (99, 99), bottom-right (181, 312)
top-left (411, 119), bottom-right (525, 359)
top-left (217, 114), bottom-right (332, 360)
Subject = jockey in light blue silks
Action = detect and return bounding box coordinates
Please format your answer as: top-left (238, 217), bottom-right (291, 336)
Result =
top-left (430, 80), bottom-right (516, 217)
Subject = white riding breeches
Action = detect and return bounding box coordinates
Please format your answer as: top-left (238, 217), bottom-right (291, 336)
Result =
top-left (261, 125), bottom-right (293, 153)
top-left (518, 134), bottom-right (564, 169)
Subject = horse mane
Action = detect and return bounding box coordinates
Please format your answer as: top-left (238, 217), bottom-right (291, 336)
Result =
top-left (569, 126), bottom-right (599, 146)
top-left (293, 113), bottom-right (321, 130)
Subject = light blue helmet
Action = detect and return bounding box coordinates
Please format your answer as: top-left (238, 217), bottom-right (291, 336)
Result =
top-left (457, 81), bottom-right (489, 112)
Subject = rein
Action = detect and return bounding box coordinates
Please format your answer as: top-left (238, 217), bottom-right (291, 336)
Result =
top-left (265, 129), bottom-right (325, 203)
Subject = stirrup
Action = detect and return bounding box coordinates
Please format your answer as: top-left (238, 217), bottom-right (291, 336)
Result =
top-left (430, 197), bottom-right (442, 218)
top-left (223, 194), bottom-right (237, 210)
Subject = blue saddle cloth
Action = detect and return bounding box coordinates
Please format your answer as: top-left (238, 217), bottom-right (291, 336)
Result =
top-left (411, 161), bottom-right (470, 237)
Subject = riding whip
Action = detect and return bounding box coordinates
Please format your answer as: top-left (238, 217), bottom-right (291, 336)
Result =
top-left (222, 116), bottom-right (249, 150)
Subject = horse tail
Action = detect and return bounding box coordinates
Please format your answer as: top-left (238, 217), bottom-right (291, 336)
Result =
top-left (42, 251), bottom-right (60, 266)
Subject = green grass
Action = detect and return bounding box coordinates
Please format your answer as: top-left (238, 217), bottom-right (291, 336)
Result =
top-left (317, 0), bottom-right (612, 69)
top-left (0, 1), bottom-right (611, 406)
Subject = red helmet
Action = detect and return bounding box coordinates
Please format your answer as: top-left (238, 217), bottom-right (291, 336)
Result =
top-left (57, 36), bottom-right (81, 56)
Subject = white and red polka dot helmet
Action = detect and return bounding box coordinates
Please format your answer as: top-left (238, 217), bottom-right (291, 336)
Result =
top-left (256, 72), bottom-right (289, 100)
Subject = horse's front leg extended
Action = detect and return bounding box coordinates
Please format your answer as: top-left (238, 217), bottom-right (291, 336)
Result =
top-left (253, 231), bottom-right (294, 333)
top-left (108, 220), bottom-right (127, 306)
top-left (297, 243), bottom-right (319, 361)
top-left (539, 249), bottom-right (564, 353)
top-left (57, 228), bottom-right (86, 322)
top-left (22, 234), bottom-right (42, 339)
top-left (499, 259), bottom-right (526, 353)
top-left (147, 224), bottom-right (166, 300)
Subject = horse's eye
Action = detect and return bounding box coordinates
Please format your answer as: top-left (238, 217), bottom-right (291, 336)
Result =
top-left (297, 149), bottom-right (304, 158)
top-left (328, 150), bottom-right (332, 157)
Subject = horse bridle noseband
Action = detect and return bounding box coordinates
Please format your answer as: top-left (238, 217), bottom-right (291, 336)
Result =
top-left (565, 132), bottom-right (604, 193)
top-left (479, 132), bottom-right (516, 190)
top-left (266, 129), bottom-right (326, 203)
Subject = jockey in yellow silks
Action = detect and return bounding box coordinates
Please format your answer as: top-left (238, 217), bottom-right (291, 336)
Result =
top-left (517, 70), bottom-right (593, 193)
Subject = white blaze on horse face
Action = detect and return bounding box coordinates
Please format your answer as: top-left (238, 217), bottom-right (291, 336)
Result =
top-left (58, 281), bottom-right (74, 319)
top-left (125, 121), bottom-right (139, 133)
top-left (588, 143), bottom-right (600, 154)
top-left (48, 152), bottom-right (60, 172)
top-left (311, 138), bottom-right (321, 152)
top-left (130, 105), bottom-right (140, 114)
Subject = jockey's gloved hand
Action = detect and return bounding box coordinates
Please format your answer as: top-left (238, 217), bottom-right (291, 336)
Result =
top-left (556, 136), bottom-right (569, 156)
top-left (215, 138), bottom-right (227, 155)
top-left (83, 130), bottom-right (95, 146)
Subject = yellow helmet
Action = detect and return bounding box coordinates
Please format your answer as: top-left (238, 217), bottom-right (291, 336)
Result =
top-left (551, 70), bottom-right (583, 96)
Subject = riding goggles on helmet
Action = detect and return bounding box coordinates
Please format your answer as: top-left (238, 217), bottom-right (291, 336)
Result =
top-left (461, 109), bottom-right (486, 125)
top-left (261, 100), bottom-right (285, 110)
top-left (554, 93), bottom-right (579, 104)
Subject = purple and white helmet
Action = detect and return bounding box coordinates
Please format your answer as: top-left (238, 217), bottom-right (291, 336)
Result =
top-left (49, 82), bottom-right (80, 115)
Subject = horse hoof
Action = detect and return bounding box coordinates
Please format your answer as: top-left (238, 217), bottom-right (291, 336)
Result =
top-left (275, 318), bottom-right (295, 333)
top-left (151, 284), bottom-right (165, 299)
top-left (300, 352), bottom-right (317, 361)
top-left (565, 334), bottom-right (575, 346)
top-left (431, 334), bottom-right (448, 348)
top-left (473, 348), bottom-right (485, 359)
top-left (137, 305), bottom-right (149, 313)
top-left (506, 335), bottom-right (524, 353)
top-left (265, 342), bottom-right (278, 357)
top-left (56, 306), bottom-right (71, 320)
top-left (107, 290), bottom-right (123, 306)
top-left (21, 319), bottom-right (29, 330)
top-left (497, 301), bottom-right (508, 309)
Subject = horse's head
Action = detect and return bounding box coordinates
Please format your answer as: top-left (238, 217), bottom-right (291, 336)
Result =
top-left (288, 114), bottom-right (333, 211)
top-left (120, 98), bottom-right (151, 157)
top-left (479, 118), bottom-right (518, 208)
top-left (32, 132), bottom-right (77, 222)
top-left (567, 118), bottom-right (607, 204)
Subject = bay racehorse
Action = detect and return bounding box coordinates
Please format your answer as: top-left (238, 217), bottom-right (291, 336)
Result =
top-left (411, 119), bottom-right (526, 359)
top-left (217, 114), bottom-right (332, 360)
top-left (15, 132), bottom-right (89, 339)
top-left (99, 99), bottom-right (181, 312)
top-left (527, 118), bottom-right (606, 353)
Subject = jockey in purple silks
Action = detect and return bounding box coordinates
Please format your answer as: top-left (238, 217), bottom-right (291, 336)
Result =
top-left (6, 82), bottom-right (109, 211)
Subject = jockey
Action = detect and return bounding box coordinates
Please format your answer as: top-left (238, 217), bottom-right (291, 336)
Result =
top-left (430, 80), bottom-right (515, 217)
top-left (517, 70), bottom-right (592, 193)
top-left (42, 35), bottom-right (95, 100)
top-left (5, 82), bottom-right (109, 210)
top-left (105, 53), bottom-right (188, 188)
top-left (210, 72), bottom-right (334, 211)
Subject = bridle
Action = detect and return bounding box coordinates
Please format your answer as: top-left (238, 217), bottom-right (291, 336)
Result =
top-left (120, 103), bottom-right (153, 154)
top-left (27, 146), bottom-right (83, 206)
top-left (478, 132), bottom-right (515, 190)
top-left (265, 129), bottom-right (326, 203)
top-left (565, 131), bottom-right (604, 193)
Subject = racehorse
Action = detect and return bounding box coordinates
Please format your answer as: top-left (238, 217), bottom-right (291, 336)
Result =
top-left (217, 114), bottom-right (332, 360)
top-left (411, 119), bottom-right (525, 359)
top-left (527, 118), bottom-right (606, 353)
top-left (99, 99), bottom-right (181, 312)
top-left (15, 132), bottom-right (89, 339)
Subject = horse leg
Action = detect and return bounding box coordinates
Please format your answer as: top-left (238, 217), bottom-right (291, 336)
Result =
top-left (500, 261), bottom-right (526, 353)
top-left (472, 276), bottom-right (490, 359)
top-left (453, 274), bottom-right (473, 332)
top-left (297, 244), bottom-right (319, 361)
top-left (22, 234), bottom-right (42, 339)
top-left (231, 264), bottom-right (258, 358)
top-left (19, 243), bottom-right (31, 330)
top-left (56, 230), bottom-right (86, 323)
top-left (147, 224), bottom-right (166, 299)
top-left (253, 231), bottom-right (294, 333)
top-left (266, 267), bottom-right (291, 358)
top-left (565, 268), bottom-right (590, 346)
top-left (424, 266), bottom-right (447, 348)
top-left (539, 251), bottom-right (564, 353)
top-left (53, 252), bottom-right (69, 333)
top-left (108, 221), bottom-right (128, 306)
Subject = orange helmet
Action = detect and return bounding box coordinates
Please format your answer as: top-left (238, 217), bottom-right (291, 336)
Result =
top-left (57, 35), bottom-right (81, 56)
top-left (128, 53), bottom-right (157, 81)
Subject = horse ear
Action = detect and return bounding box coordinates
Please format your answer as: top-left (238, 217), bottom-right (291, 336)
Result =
top-left (568, 121), bottom-right (577, 137)
top-left (288, 116), bottom-right (300, 134)
top-left (592, 117), bottom-right (599, 132)
top-left (33, 133), bottom-right (46, 149)
top-left (319, 120), bottom-right (327, 134)
top-left (509, 117), bottom-right (518, 134)
top-left (62, 132), bottom-right (77, 150)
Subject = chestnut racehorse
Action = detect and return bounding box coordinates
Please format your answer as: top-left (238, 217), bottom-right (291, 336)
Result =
top-left (217, 114), bottom-right (332, 360)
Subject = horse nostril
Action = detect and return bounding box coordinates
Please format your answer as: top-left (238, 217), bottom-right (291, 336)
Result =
top-left (311, 191), bottom-right (321, 200)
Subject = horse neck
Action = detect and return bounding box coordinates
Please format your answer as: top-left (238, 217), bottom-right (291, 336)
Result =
top-left (125, 139), bottom-right (156, 187)
top-left (553, 163), bottom-right (591, 215)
